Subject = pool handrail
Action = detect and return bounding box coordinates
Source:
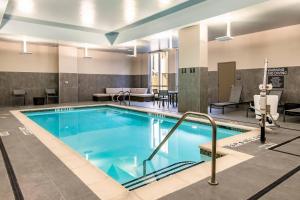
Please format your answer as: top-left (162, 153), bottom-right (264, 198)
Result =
top-left (142, 111), bottom-right (218, 185)
top-left (116, 91), bottom-right (131, 106)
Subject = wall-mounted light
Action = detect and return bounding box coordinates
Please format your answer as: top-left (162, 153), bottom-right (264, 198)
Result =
top-left (128, 43), bottom-right (137, 57)
top-left (83, 47), bottom-right (92, 58)
top-left (21, 40), bottom-right (32, 54)
top-left (169, 35), bottom-right (173, 49)
top-left (215, 21), bottom-right (234, 42)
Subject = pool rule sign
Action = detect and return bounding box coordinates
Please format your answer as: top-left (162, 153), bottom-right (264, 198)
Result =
top-left (267, 67), bottom-right (288, 88)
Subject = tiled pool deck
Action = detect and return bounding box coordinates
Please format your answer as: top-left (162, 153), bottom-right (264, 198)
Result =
top-left (0, 101), bottom-right (299, 200)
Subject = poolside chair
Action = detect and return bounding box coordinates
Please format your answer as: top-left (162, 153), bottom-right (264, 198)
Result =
top-left (12, 89), bottom-right (26, 106)
top-left (158, 90), bottom-right (169, 108)
top-left (152, 89), bottom-right (159, 105)
top-left (45, 88), bottom-right (58, 104)
top-left (283, 103), bottom-right (300, 122)
top-left (210, 85), bottom-right (242, 114)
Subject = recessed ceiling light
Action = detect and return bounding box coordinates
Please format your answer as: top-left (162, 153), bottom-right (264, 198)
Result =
top-left (17, 0), bottom-right (34, 14)
top-left (80, 0), bottom-right (95, 26)
top-left (159, 0), bottom-right (171, 5)
top-left (124, 0), bottom-right (136, 23)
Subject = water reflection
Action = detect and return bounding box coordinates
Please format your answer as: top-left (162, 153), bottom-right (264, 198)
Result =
top-left (151, 118), bottom-right (169, 154)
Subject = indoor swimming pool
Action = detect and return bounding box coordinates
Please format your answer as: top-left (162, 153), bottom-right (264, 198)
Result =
top-left (24, 106), bottom-right (245, 189)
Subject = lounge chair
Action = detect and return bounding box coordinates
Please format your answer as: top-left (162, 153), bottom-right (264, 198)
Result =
top-left (108, 88), bottom-right (124, 101)
top-left (45, 88), bottom-right (58, 104)
top-left (93, 93), bottom-right (111, 101)
top-left (12, 89), bottom-right (26, 106)
top-left (130, 88), bottom-right (154, 102)
top-left (283, 103), bottom-right (300, 122)
top-left (93, 88), bottom-right (122, 101)
top-left (210, 85), bottom-right (242, 114)
top-left (93, 88), bottom-right (153, 102)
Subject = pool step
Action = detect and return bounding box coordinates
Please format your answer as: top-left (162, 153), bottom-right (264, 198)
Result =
top-left (122, 161), bottom-right (204, 191)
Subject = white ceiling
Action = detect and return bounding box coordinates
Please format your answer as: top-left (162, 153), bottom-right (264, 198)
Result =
top-left (206, 0), bottom-right (300, 40)
top-left (0, 0), bottom-right (299, 52)
top-left (5, 0), bottom-right (188, 31)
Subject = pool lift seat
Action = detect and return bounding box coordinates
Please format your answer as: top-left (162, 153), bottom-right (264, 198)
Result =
top-left (252, 95), bottom-right (279, 126)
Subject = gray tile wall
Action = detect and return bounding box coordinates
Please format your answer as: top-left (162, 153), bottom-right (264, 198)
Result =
top-left (141, 75), bottom-right (149, 89)
top-left (0, 72), bottom-right (146, 106)
top-left (0, 72), bottom-right (58, 106)
top-left (1, 66), bottom-right (298, 106)
top-left (208, 66), bottom-right (300, 104)
top-left (178, 67), bottom-right (208, 113)
top-left (168, 73), bottom-right (177, 91)
top-left (208, 71), bottom-right (218, 104)
top-left (59, 73), bottom-right (79, 103)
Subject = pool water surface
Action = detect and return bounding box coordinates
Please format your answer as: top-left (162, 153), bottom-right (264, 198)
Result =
top-left (25, 106), bottom-right (244, 184)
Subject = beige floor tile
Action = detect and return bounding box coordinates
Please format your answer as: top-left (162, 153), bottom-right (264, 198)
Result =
top-left (89, 178), bottom-right (128, 200)
top-left (135, 175), bottom-right (187, 200)
top-left (73, 165), bottom-right (109, 185)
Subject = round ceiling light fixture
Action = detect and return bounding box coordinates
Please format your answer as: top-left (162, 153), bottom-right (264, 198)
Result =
top-left (17, 0), bottom-right (34, 14)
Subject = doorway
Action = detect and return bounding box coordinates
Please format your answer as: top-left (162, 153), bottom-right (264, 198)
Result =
top-left (218, 62), bottom-right (236, 102)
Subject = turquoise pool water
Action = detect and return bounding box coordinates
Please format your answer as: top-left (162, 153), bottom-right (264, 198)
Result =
top-left (25, 106), bottom-right (243, 184)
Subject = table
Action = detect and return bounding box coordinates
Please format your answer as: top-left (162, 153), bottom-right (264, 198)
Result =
top-left (168, 91), bottom-right (178, 107)
top-left (33, 97), bottom-right (45, 105)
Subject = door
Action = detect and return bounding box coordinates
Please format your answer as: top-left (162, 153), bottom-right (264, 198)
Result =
top-left (218, 62), bottom-right (236, 102)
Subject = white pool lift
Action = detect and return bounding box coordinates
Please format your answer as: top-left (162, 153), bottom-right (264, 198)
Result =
top-left (254, 59), bottom-right (280, 143)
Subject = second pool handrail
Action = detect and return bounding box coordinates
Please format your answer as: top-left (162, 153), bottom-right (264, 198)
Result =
top-left (142, 111), bottom-right (218, 185)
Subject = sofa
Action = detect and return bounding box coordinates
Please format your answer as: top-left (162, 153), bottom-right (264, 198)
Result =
top-left (130, 88), bottom-right (154, 102)
top-left (93, 88), bottom-right (154, 102)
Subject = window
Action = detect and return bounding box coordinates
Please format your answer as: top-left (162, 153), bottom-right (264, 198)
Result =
top-left (150, 51), bottom-right (169, 91)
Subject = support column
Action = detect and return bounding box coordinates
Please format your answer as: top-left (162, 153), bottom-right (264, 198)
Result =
top-left (178, 23), bottom-right (208, 113)
top-left (58, 45), bottom-right (78, 103)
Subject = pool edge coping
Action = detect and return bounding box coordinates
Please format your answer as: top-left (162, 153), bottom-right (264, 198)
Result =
top-left (11, 104), bottom-right (258, 200)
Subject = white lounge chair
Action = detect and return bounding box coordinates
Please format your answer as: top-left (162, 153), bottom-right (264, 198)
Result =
top-left (210, 85), bottom-right (243, 114)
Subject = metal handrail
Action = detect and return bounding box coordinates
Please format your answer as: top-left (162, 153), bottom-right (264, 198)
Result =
top-left (117, 91), bottom-right (131, 106)
top-left (142, 111), bottom-right (218, 185)
top-left (112, 91), bottom-right (123, 102)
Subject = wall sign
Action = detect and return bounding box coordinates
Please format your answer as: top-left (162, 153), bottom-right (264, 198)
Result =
top-left (268, 75), bottom-right (284, 88)
top-left (267, 67), bottom-right (287, 89)
top-left (267, 67), bottom-right (288, 76)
